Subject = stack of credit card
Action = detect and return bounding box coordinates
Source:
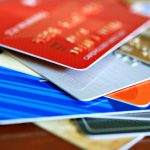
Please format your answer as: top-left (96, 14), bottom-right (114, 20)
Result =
top-left (0, 0), bottom-right (150, 141)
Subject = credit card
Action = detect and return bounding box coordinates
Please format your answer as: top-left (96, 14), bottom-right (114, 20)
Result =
top-left (105, 111), bottom-right (150, 121)
top-left (107, 80), bottom-right (150, 107)
top-left (0, 50), bottom-right (149, 125)
top-left (12, 50), bottom-right (150, 101)
top-left (122, 0), bottom-right (150, 17)
top-left (35, 120), bottom-right (135, 150)
top-left (118, 28), bottom-right (150, 65)
top-left (0, 50), bottom-right (39, 76)
top-left (0, 0), bottom-right (149, 70)
top-left (0, 66), bottom-right (144, 125)
top-left (76, 118), bottom-right (150, 138)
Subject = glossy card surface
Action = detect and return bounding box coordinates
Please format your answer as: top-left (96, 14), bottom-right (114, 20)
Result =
top-left (123, 0), bottom-right (150, 17)
top-left (76, 118), bottom-right (150, 138)
top-left (0, 51), bottom-right (149, 125)
top-left (118, 28), bottom-right (150, 65)
top-left (106, 111), bottom-right (150, 121)
top-left (108, 80), bottom-right (150, 107)
top-left (14, 51), bottom-right (150, 101)
top-left (0, 0), bottom-right (149, 70)
top-left (77, 118), bottom-right (150, 135)
top-left (1, 65), bottom-right (147, 125)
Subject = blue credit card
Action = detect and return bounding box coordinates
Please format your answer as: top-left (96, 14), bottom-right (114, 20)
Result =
top-left (0, 66), bottom-right (149, 125)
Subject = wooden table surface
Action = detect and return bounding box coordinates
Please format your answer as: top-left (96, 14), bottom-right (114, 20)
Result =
top-left (0, 120), bottom-right (146, 150)
top-left (0, 123), bottom-right (79, 150)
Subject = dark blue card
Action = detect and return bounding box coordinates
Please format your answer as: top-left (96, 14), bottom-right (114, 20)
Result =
top-left (0, 66), bottom-right (148, 124)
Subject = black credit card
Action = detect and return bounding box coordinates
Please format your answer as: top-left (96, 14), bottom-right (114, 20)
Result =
top-left (76, 118), bottom-right (150, 137)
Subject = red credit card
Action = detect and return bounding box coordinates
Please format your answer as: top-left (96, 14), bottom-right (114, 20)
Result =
top-left (0, 0), bottom-right (149, 70)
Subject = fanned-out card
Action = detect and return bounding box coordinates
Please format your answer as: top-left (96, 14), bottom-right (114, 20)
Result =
top-left (118, 28), bottom-right (150, 66)
top-left (13, 50), bottom-right (150, 101)
top-left (0, 51), bottom-right (148, 125)
top-left (76, 118), bottom-right (150, 139)
top-left (107, 80), bottom-right (150, 107)
top-left (0, 0), bottom-right (149, 70)
top-left (121, 0), bottom-right (150, 17)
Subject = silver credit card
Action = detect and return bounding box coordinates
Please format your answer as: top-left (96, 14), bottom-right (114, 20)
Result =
top-left (12, 51), bottom-right (150, 101)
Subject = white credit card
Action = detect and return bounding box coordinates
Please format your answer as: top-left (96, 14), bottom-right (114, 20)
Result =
top-left (0, 51), bottom-right (39, 77)
top-left (105, 110), bottom-right (150, 121)
top-left (12, 51), bottom-right (150, 101)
